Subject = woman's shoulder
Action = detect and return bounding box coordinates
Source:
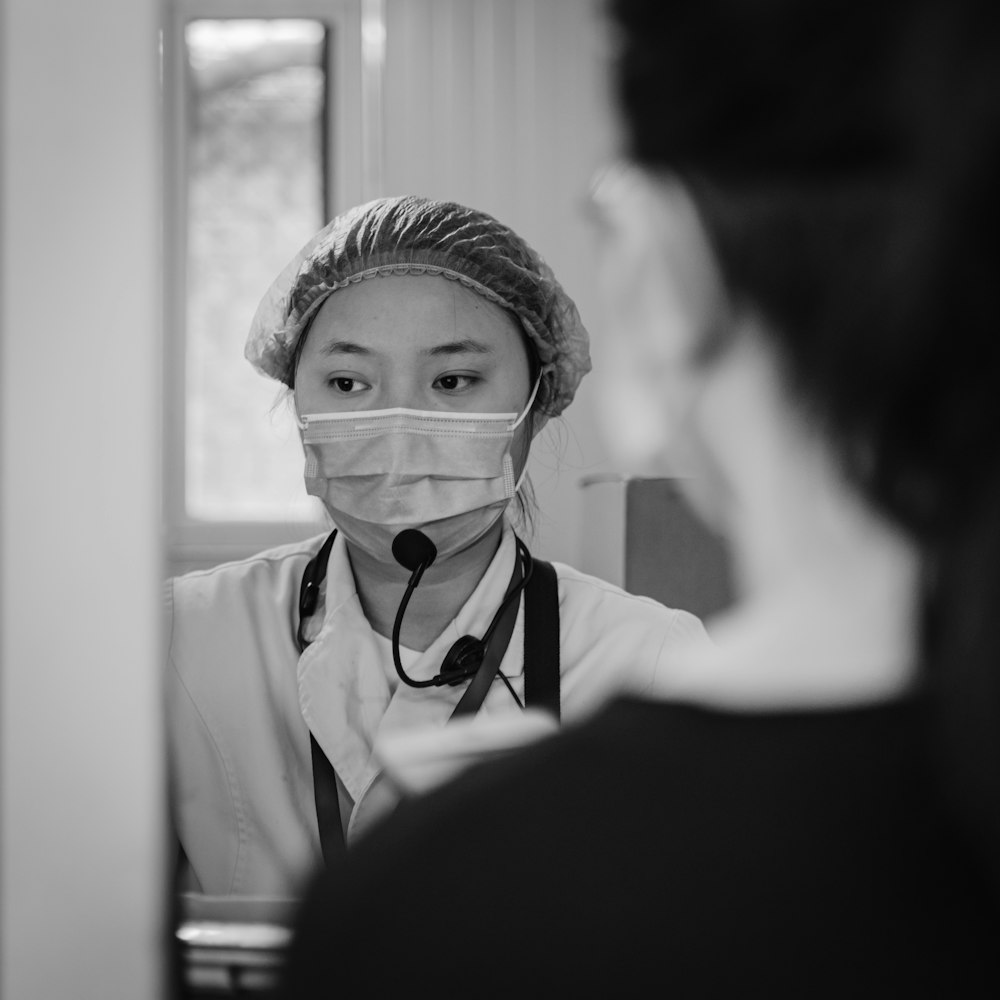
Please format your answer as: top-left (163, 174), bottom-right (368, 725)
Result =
top-left (553, 559), bottom-right (669, 607)
top-left (168, 534), bottom-right (326, 598)
top-left (551, 559), bottom-right (708, 635)
top-left (163, 534), bottom-right (331, 697)
top-left (165, 534), bottom-right (329, 636)
top-left (547, 560), bottom-right (713, 711)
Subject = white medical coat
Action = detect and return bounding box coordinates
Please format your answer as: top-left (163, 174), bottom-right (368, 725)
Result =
top-left (164, 520), bottom-right (710, 896)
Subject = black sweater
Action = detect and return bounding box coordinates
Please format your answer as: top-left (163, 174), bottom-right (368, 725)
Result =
top-left (278, 696), bottom-right (999, 997)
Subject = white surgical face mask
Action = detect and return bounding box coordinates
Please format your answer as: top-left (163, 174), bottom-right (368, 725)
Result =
top-left (298, 381), bottom-right (539, 562)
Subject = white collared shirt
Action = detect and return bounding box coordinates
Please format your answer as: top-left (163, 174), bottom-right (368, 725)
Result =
top-left (165, 519), bottom-right (711, 896)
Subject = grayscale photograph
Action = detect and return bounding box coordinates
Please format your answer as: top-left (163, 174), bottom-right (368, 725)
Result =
top-left (1, 1), bottom-right (998, 997)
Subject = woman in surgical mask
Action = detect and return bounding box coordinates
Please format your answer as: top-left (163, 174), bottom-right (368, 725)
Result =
top-left (164, 195), bottom-right (711, 897)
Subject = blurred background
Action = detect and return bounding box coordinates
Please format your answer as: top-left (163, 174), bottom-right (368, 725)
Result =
top-left (162, 0), bottom-right (623, 577)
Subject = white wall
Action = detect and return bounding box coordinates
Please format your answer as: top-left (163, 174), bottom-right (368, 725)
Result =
top-left (0, 0), bottom-right (167, 996)
top-left (381, 0), bottom-right (622, 565)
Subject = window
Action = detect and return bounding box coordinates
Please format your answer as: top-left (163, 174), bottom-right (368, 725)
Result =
top-left (186, 18), bottom-right (328, 523)
top-left (164, 0), bottom-right (382, 573)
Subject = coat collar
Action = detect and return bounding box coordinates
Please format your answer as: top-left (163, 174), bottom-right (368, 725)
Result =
top-left (297, 520), bottom-right (524, 810)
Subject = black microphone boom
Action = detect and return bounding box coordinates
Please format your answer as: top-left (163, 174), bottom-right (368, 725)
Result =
top-left (390, 529), bottom-right (439, 689)
top-left (387, 529), bottom-right (532, 695)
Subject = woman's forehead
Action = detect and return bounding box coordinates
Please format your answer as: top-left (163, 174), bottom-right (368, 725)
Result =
top-left (307, 273), bottom-right (522, 354)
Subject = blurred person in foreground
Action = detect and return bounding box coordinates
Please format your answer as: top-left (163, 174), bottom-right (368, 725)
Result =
top-left (276, 0), bottom-right (1000, 994)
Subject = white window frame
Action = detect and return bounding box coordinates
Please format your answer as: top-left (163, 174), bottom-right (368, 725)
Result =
top-left (162, 0), bottom-right (384, 573)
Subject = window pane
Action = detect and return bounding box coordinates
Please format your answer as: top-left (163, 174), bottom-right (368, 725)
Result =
top-left (185, 19), bottom-right (328, 522)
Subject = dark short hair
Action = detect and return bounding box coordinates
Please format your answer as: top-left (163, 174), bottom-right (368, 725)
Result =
top-left (608, 0), bottom-right (1000, 880)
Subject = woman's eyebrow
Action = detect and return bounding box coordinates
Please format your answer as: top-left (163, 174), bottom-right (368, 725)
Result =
top-left (319, 339), bottom-right (374, 357)
top-left (423, 339), bottom-right (494, 357)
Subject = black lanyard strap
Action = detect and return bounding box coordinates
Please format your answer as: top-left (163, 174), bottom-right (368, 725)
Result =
top-left (310, 733), bottom-right (346, 866)
top-left (450, 548), bottom-right (527, 718)
top-left (301, 531), bottom-right (345, 865)
top-left (523, 558), bottom-right (561, 721)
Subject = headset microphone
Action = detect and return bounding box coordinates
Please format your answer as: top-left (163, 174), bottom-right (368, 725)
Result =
top-left (388, 526), bottom-right (534, 698)
top-left (391, 529), bottom-right (437, 581)
top-left (390, 530), bottom-right (452, 689)
top-left (299, 526), bottom-right (531, 703)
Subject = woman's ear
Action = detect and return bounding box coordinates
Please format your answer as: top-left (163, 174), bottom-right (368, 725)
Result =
top-left (528, 366), bottom-right (556, 439)
top-left (286, 387), bottom-right (305, 431)
top-left (590, 165), bottom-right (730, 471)
top-left (591, 165), bottom-right (726, 372)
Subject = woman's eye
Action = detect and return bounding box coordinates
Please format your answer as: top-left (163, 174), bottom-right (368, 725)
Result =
top-left (434, 373), bottom-right (477, 392)
top-left (328, 376), bottom-right (367, 394)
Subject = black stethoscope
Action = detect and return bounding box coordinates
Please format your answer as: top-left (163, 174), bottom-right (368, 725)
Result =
top-left (297, 527), bottom-right (534, 706)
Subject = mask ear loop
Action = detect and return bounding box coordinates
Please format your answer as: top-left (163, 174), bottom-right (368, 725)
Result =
top-left (509, 374), bottom-right (544, 432)
top-left (507, 370), bottom-right (550, 495)
top-left (291, 393), bottom-right (307, 432)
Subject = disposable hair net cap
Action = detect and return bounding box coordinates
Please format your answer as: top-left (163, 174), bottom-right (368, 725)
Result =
top-left (245, 195), bottom-right (591, 418)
